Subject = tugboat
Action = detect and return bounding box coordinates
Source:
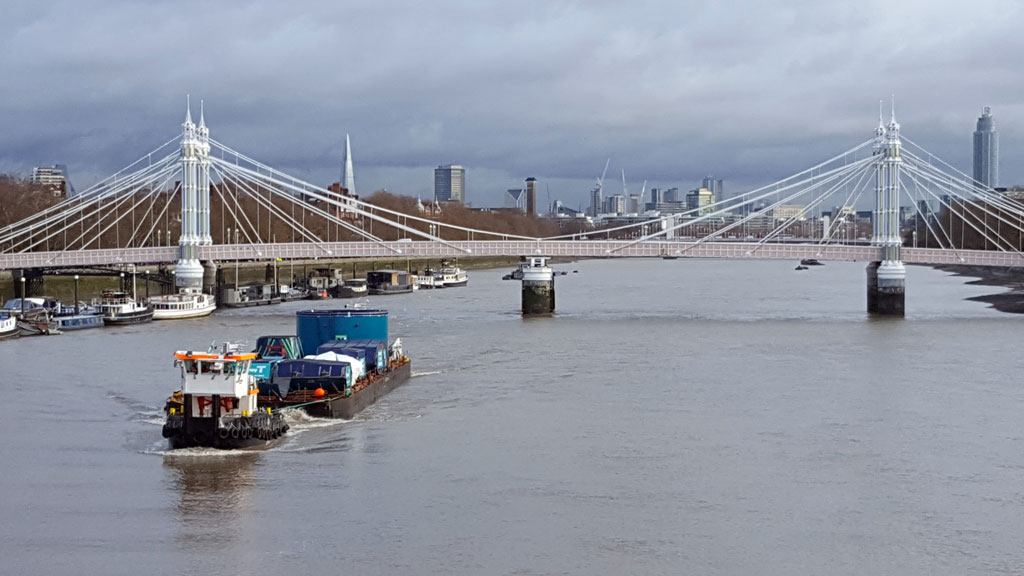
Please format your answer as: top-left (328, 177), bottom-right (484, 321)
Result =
top-left (163, 342), bottom-right (288, 449)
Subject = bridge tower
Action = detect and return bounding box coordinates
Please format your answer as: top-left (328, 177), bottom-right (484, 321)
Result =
top-left (175, 98), bottom-right (209, 291)
top-left (867, 103), bottom-right (905, 316)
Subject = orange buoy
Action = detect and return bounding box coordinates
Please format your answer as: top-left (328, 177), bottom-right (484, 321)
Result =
top-left (314, 387), bottom-right (326, 397)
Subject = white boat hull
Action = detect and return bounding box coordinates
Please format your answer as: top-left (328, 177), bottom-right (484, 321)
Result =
top-left (152, 304), bottom-right (217, 320)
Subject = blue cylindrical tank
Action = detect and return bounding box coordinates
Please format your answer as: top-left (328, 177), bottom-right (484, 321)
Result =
top-left (296, 309), bottom-right (389, 355)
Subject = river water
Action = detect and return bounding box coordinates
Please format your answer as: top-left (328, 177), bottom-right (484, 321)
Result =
top-left (1, 259), bottom-right (1021, 575)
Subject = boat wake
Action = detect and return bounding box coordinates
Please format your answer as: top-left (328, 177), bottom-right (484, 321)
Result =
top-left (412, 370), bottom-right (442, 377)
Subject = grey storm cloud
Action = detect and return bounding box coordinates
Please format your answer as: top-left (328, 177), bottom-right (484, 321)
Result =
top-left (0, 0), bottom-right (1021, 208)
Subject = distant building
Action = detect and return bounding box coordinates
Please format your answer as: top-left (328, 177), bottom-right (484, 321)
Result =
top-left (32, 164), bottom-right (74, 197)
top-left (685, 188), bottom-right (715, 215)
top-left (772, 204), bottom-right (806, 222)
top-left (702, 176), bottom-right (724, 201)
top-left (973, 107), bottom-right (998, 188)
top-left (628, 194), bottom-right (642, 214)
top-left (663, 187), bottom-right (680, 203)
top-left (505, 188), bottom-right (525, 211)
top-left (606, 194), bottom-right (626, 215)
top-left (525, 177), bottom-right (537, 217)
top-left (589, 184), bottom-right (603, 217)
top-left (434, 164), bottom-right (465, 204)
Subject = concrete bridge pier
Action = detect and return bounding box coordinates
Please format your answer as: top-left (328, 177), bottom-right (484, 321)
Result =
top-left (866, 261), bottom-right (905, 316)
top-left (12, 269), bottom-right (45, 299)
top-left (203, 261), bottom-right (218, 295)
top-left (521, 256), bottom-right (555, 315)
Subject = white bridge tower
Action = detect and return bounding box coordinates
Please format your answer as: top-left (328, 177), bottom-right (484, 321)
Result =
top-left (175, 98), bottom-right (212, 291)
top-left (867, 101), bottom-right (906, 315)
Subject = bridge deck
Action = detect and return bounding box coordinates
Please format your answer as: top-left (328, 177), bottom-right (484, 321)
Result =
top-left (2, 241), bottom-right (1023, 270)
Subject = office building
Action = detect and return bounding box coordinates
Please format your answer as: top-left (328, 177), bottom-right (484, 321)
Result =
top-left (32, 164), bottom-right (74, 196)
top-left (685, 188), bottom-right (715, 215)
top-left (434, 165), bottom-right (465, 204)
top-left (702, 176), bottom-right (724, 200)
top-left (973, 107), bottom-right (999, 188)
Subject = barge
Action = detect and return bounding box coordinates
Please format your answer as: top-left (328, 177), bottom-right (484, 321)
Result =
top-left (255, 309), bottom-right (411, 419)
top-left (163, 343), bottom-right (288, 449)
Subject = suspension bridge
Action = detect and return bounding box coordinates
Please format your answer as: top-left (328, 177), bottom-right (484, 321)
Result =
top-left (2, 101), bottom-right (1023, 315)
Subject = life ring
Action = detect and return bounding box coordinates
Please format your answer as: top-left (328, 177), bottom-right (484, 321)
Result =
top-left (242, 428), bottom-right (251, 439)
top-left (219, 428), bottom-right (230, 439)
top-left (230, 427), bottom-right (240, 439)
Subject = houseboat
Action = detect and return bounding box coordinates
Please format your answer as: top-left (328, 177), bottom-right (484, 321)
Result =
top-left (366, 270), bottom-right (414, 295)
top-left (219, 284), bottom-right (281, 308)
top-left (150, 290), bottom-right (216, 320)
top-left (97, 291), bottom-right (154, 325)
top-left (330, 278), bottom-right (368, 298)
top-left (436, 265), bottom-right (468, 288)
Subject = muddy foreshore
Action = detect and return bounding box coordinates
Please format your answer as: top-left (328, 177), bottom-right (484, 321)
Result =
top-left (931, 264), bottom-right (1024, 314)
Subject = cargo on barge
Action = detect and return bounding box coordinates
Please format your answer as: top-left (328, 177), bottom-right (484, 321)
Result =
top-left (254, 309), bottom-right (411, 419)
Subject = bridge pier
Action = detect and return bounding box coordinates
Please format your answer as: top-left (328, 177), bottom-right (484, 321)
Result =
top-left (866, 261), bottom-right (905, 316)
top-left (13, 269), bottom-right (45, 299)
top-left (521, 256), bottom-right (555, 315)
top-left (203, 261), bottom-right (218, 295)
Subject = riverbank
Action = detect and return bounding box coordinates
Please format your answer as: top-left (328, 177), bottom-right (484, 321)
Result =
top-left (932, 264), bottom-right (1024, 314)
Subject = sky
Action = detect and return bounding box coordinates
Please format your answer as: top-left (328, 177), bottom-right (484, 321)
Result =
top-left (0, 0), bottom-right (1021, 210)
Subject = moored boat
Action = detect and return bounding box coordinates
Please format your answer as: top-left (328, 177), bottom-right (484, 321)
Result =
top-left (329, 278), bottom-right (368, 299)
top-left (150, 290), bottom-right (216, 320)
top-left (97, 291), bottom-right (154, 325)
top-left (163, 343), bottom-right (288, 449)
top-left (366, 270), bottom-right (414, 295)
top-left (0, 314), bottom-right (19, 341)
top-left (437, 265), bottom-right (468, 287)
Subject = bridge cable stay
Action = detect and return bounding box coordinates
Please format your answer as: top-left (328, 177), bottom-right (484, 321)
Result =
top-left (40, 161), bottom-right (179, 252)
top-left (75, 169), bottom-right (177, 254)
top-left (0, 152), bottom-right (179, 251)
top-left (209, 162), bottom-right (359, 254)
top-left (211, 159), bottom-right (387, 245)
top-left (815, 168), bottom-right (872, 258)
top-left (2, 156), bottom-right (179, 253)
top-left (901, 137), bottom-right (1024, 241)
top-left (678, 156), bottom-right (875, 258)
top-left (0, 152), bottom-right (177, 248)
top-left (901, 152), bottom-right (1024, 243)
top-left (131, 178), bottom-right (182, 250)
top-left (209, 138), bottom-right (539, 243)
top-left (210, 156), bottom-right (474, 254)
top-left (606, 152), bottom-right (876, 254)
top-left (210, 160), bottom-right (407, 254)
top-left (114, 167), bottom-right (186, 256)
top-left (900, 171), bottom-right (960, 254)
top-left (539, 138), bottom-right (877, 242)
top-left (663, 158), bottom-right (872, 257)
top-left (210, 163), bottom-right (351, 250)
top-left (901, 165), bottom-right (1017, 255)
top-left (0, 136), bottom-right (180, 241)
top-left (753, 158), bottom-right (876, 252)
top-left (901, 149), bottom-right (1024, 239)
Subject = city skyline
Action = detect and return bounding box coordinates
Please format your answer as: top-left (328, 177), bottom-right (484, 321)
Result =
top-left (0, 1), bottom-right (1021, 210)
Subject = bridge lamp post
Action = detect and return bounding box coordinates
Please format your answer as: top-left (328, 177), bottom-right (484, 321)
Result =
top-left (19, 277), bottom-right (25, 317)
top-left (73, 275), bottom-right (79, 315)
top-left (912, 230), bottom-right (917, 249)
top-left (144, 270), bottom-right (150, 300)
top-left (157, 230), bottom-right (161, 246)
top-left (167, 229), bottom-right (171, 247)
top-left (120, 272), bottom-right (125, 294)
